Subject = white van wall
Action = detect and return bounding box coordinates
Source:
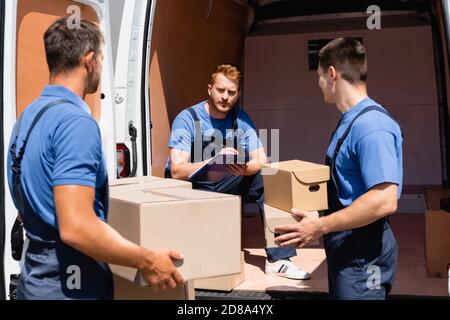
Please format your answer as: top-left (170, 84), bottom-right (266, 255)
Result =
top-left (244, 15), bottom-right (442, 186)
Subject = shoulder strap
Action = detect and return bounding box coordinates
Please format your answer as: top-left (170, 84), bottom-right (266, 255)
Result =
top-left (331, 105), bottom-right (395, 164)
top-left (231, 108), bottom-right (238, 131)
top-left (11, 99), bottom-right (72, 166)
top-left (187, 107), bottom-right (203, 163)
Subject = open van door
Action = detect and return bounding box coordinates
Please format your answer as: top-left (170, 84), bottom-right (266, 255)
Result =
top-left (1, 0), bottom-right (115, 300)
top-left (114, 0), bottom-right (154, 178)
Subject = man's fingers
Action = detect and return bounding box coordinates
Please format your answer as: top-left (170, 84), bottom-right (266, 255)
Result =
top-left (172, 270), bottom-right (185, 284)
top-left (167, 278), bottom-right (177, 289)
top-left (274, 224), bottom-right (299, 234)
top-left (279, 238), bottom-right (303, 247)
top-left (169, 250), bottom-right (184, 261)
top-left (275, 232), bottom-right (301, 244)
top-left (291, 208), bottom-right (308, 218)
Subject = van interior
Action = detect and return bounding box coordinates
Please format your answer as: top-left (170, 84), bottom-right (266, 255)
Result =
top-left (5, 0), bottom-right (449, 298)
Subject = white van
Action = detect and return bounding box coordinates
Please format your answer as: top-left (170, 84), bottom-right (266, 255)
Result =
top-left (1, 0), bottom-right (449, 299)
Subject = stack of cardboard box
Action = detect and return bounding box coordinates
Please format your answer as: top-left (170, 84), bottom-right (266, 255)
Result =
top-left (108, 176), bottom-right (242, 299)
top-left (424, 188), bottom-right (450, 278)
top-left (261, 160), bottom-right (330, 248)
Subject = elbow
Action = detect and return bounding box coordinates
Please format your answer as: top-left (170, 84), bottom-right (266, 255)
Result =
top-left (379, 199), bottom-right (398, 217)
top-left (59, 221), bottom-right (83, 249)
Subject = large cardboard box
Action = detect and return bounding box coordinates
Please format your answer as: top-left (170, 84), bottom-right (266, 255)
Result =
top-left (424, 188), bottom-right (450, 278)
top-left (109, 176), bottom-right (163, 187)
top-left (264, 204), bottom-right (320, 248)
top-left (108, 187), bottom-right (241, 285)
top-left (114, 275), bottom-right (195, 300)
top-left (262, 160), bottom-right (330, 212)
top-left (109, 176), bottom-right (191, 196)
top-left (194, 252), bottom-right (245, 291)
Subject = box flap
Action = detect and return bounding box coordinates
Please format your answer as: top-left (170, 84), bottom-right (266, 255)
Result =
top-left (292, 166), bottom-right (330, 184)
top-left (109, 176), bottom-right (163, 187)
top-left (111, 187), bottom-right (237, 204)
top-left (265, 160), bottom-right (330, 184)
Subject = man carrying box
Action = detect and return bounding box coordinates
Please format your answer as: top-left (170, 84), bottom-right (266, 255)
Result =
top-left (166, 64), bottom-right (310, 280)
top-left (8, 18), bottom-right (184, 299)
top-left (275, 38), bottom-right (404, 299)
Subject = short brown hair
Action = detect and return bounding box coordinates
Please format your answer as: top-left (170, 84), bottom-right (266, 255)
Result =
top-left (318, 38), bottom-right (367, 84)
top-left (210, 64), bottom-right (241, 86)
top-left (44, 17), bottom-right (104, 75)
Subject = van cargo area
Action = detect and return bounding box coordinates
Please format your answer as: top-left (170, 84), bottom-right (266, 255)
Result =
top-left (1, 0), bottom-right (450, 300)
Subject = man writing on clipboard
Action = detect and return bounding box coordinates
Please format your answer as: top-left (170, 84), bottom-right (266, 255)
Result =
top-left (165, 64), bottom-right (310, 280)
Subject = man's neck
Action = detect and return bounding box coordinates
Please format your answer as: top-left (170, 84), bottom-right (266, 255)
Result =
top-left (335, 83), bottom-right (368, 113)
top-left (204, 101), bottom-right (229, 120)
top-left (49, 72), bottom-right (87, 100)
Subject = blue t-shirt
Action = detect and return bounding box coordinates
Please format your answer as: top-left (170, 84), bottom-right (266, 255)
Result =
top-left (327, 97), bottom-right (403, 207)
top-left (7, 86), bottom-right (108, 241)
top-left (168, 101), bottom-right (262, 162)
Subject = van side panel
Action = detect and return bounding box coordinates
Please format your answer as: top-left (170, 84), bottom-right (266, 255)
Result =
top-left (148, 0), bottom-right (249, 177)
top-left (16, 0), bottom-right (100, 118)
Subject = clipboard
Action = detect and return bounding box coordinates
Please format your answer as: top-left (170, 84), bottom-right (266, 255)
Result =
top-left (188, 152), bottom-right (249, 182)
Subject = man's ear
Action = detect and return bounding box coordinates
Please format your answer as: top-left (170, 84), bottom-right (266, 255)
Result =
top-left (83, 51), bottom-right (96, 72)
top-left (328, 66), bottom-right (338, 80)
top-left (207, 84), bottom-right (212, 96)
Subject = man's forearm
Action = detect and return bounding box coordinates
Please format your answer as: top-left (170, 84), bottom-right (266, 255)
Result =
top-left (61, 213), bottom-right (149, 270)
top-left (318, 185), bottom-right (398, 235)
top-left (171, 160), bottom-right (208, 180)
top-left (245, 161), bottom-right (263, 176)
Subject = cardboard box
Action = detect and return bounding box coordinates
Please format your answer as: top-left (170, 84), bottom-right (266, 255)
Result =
top-left (194, 252), bottom-right (245, 291)
top-left (109, 175), bottom-right (163, 187)
top-left (108, 187), bottom-right (241, 285)
top-left (109, 176), bottom-right (191, 196)
top-left (114, 275), bottom-right (195, 300)
top-left (424, 188), bottom-right (450, 278)
top-left (264, 204), bottom-right (320, 248)
top-left (262, 160), bottom-right (330, 212)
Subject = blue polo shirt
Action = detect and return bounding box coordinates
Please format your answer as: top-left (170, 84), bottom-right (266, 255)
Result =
top-left (327, 97), bottom-right (403, 207)
top-left (7, 86), bottom-right (108, 241)
top-left (167, 101), bottom-right (262, 172)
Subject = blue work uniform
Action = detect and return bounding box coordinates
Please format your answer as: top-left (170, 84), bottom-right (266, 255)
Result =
top-left (7, 86), bottom-right (113, 300)
top-left (324, 97), bottom-right (403, 300)
top-left (166, 101), bottom-right (296, 261)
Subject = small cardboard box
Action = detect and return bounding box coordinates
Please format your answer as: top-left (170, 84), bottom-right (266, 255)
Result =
top-left (424, 188), bottom-right (450, 278)
top-left (262, 160), bottom-right (330, 212)
top-left (264, 204), bottom-right (320, 248)
top-left (108, 187), bottom-right (241, 285)
top-left (114, 275), bottom-right (195, 300)
top-left (109, 176), bottom-right (191, 196)
top-left (194, 252), bottom-right (245, 291)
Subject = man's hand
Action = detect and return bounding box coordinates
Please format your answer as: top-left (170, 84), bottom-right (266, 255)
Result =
top-left (219, 147), bottom-right (249, 176)
top-left (274, 209), bottom-right (322, 248)
top-left (227, 164), bottom-right (248, 176)
top-left (140, 249), bottom-right (185, 291)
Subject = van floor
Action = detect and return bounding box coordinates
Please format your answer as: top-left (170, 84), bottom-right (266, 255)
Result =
top-left (198, 210), bottom-right (448, 299)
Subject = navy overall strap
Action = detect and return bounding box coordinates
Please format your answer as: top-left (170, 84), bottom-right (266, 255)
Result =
top-left (331, 105), bottom-right (397, 165)
top-left (11, 99), bottom-right (72, 172)
top-left (187, 107), bottom-right (203, 163)
top-left (10, 99), bottom-right (72, 219)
